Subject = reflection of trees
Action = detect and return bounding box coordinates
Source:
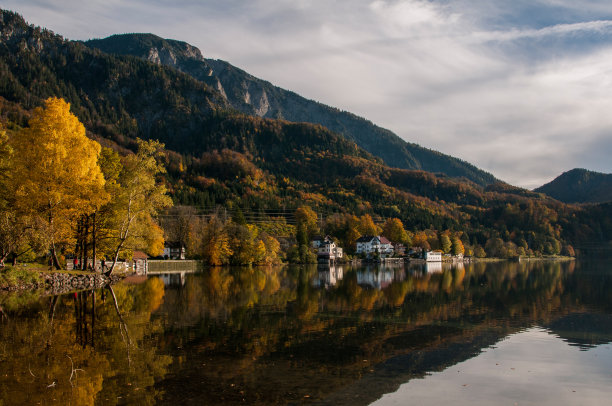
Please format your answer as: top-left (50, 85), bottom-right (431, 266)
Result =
top-left (156, 261), bottom-right (592, 404)
top-left (0, 278), bottom-right (171, 405)
top-left (2, 260), bottom-right (607, 405)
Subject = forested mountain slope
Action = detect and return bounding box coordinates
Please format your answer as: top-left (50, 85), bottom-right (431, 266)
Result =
top-left (535, 168), bottom-right (612, 204)
top-left (85, 33), bottom-right (498, 186)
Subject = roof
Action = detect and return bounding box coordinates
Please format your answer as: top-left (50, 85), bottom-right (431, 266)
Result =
top-left (379, 236), bottom-right (392, 244)
top-left (164, 241), bottom-right (184, 249)
top-left (132, 250), bottom-right (149, 259)
top-left (356, 235), bottom-right (376, 243)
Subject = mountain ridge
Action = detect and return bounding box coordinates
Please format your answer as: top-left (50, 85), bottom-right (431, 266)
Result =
top-left (84, 33), bottom-right (498, 186)
top-left (534, 168), bottom-right (612, 204)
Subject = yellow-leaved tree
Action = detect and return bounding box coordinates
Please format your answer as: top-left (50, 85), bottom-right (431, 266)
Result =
top-left (382, 218), bottom-right (409, 244)
top-left (104, 139), bottom-right (172, 275)
top-left (11, 98), bottom-right (107, 269)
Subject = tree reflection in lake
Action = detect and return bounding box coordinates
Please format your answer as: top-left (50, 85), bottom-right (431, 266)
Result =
top-left (1, 260), bottom-right (612, 405)
top-left (0, 278), bottom-right (171, 405)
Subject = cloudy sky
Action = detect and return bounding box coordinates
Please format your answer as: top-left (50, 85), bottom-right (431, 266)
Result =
top-left (4, 1), bottom-right (612, 188)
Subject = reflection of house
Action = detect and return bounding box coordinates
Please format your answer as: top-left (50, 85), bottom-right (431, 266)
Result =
top-left (425, 250), bottom-right (442, 262)
top-left (313, 266), bottom-right (344, 288)
top-left (132, 251), bottom-right (149, 275)
top-left (425, 261), bottom-right (443, 273)
top-left (356, 236), bottom-right (394, 258)
top-left (357, 269), bottom-right (394, 289)
top-left (163, 242), bottom-right (186, 260)
top-left (311, 235), bottom-right (333, 249)
top-left (318, 240), bottom-right (343, 263)
top-left (160, 272), bottom-right (187, 287)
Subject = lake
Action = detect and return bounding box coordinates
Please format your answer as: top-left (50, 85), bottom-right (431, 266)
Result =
top-left (1, 260), bottom-right (611, 405)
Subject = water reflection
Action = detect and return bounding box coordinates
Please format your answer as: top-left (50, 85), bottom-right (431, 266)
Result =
top-left (158, 271), bottom-right (187, 287)
top-left (2, 260), bottom-right (612, 405)
top-left (313, 265), bottom-right (344, 288)
top-left (371, 327), bottom-right (612, 406)
top-left (0, 280), bottom-right (171, 405)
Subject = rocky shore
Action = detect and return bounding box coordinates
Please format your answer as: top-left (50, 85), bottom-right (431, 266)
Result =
top-left (44, 272), bottom-right (123, 295)
top-left (1, 271), bottom-right (124, 294)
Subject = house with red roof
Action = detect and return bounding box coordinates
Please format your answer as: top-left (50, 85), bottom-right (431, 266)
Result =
top-left (355, 236), bottom-right (395, 258)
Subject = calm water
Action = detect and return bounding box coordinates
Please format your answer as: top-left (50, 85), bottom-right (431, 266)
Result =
top-left (1, 260), bottom-right (612, 405)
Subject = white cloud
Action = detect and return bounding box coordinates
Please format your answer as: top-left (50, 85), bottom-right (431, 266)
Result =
top-left (4, 0), bottom-right (612, 188)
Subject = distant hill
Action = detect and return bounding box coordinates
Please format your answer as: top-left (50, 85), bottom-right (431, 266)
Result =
top-left (84, 33), bottom-right (498, 186)
top-left (534, 169), bottom-right (612, 204)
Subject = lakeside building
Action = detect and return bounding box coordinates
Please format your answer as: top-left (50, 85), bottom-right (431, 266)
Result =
top-left (311, 235), bottom-right (333, 249)
top-left (163, 242), bottom-right (186, 260)
top-left (424, 250), bottom-right (443, 262)
top-left (132, 251), bottom-right (149, 275)
top-left (317, 240), bottom-right (343, 263)
top-left (355, 236), bottom-right (394, 258)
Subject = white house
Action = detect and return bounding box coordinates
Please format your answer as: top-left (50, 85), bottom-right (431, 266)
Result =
top-left (318, 240), bottom-right (343, 261)
top-left (356, 236), bottom-right (394, 258)
top-left (424, 250), bottom-right (443, 262)
top-left (163, 242), bottom-right (186, 260)
top-left (311, 235), bottom-right (333, 249)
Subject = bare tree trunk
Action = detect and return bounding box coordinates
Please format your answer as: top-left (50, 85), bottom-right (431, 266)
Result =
top-left (48, 295), bottom-right (58, 323)
top-left (106, 237), bottom-right (126, 276)
top-left (109, 284), bottom-right (132, 367)
top-left (83, 215), bottom-right (89, 270)
top-left (92, 212), bottom-right (97, 273)
top-left (76, 219), bottom-right (82, 270)
top-left (50, 241), bottom-right (62, 270)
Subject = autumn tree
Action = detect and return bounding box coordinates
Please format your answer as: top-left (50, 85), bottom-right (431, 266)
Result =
top-left (439, 232), bottom-right (452, 254)
top-left (105, 139), bottom-right (172, 274)
top-left (160, 205), bottom-right (197, 256)
top-left (451, 235), bottom-right (465, 256)
top-left (194, 214), bottom-right (232, 266)
top-left (412, 231), bottom-right (431, 251)
top-left (0, 128), bottom-right (35, 263)
top-left (474, 245), bottom-right (486, 258)
top-left (0, 127), bottom-right (10, 200)
top-left (11, 98), bottom-right (107, 269)
top-left (289, 206), bottom-right (318, 263)
top-left (357, 214), bottom-right (381, 236)
top-left (382, 218), bottom-right (409, 244)
top-left (295, 206), bottom-right (319, 238)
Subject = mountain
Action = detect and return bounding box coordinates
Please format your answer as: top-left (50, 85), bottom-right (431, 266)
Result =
top-left (535, 169), bottom-right (612, 204)
top-left (3, 9), bottom-right (612, 255)
top-left (84, 33), bottom-right (498, 186)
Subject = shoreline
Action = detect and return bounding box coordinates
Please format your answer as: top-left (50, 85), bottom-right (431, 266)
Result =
top-left (1, 269), bottom-right (124, 294)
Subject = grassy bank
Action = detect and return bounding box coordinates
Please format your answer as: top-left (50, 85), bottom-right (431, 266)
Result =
top-left (0, 265), bottom-right (44, 289)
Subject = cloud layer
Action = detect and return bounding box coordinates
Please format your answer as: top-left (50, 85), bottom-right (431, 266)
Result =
top-left (6, 0), bottom-right (612, 188)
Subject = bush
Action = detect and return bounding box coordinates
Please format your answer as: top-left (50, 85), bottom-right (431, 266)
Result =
top-left (0, 266), bottom-right (43, 288)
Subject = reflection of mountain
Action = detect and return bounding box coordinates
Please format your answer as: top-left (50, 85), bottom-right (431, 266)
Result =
top-left (312, 329), bottom-right (510, 406)
top-left (545, 313), bottom-right (612, 350)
